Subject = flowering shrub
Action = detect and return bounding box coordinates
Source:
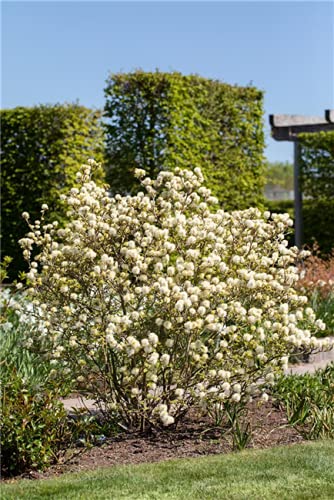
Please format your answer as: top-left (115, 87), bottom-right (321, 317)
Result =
top-left (19, 161), bottom-right (331, 431)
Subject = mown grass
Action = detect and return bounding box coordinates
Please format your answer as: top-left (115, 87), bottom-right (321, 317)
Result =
top-left (1, 441), bottom-right (334, 499)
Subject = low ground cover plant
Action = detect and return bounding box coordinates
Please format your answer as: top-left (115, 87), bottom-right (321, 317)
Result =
top-left (18, 161), bottom-right (331, 435)
top-left (273, 363), bottom-right (334, 439)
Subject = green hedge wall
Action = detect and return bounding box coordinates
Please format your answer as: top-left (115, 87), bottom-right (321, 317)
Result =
top-left (299, 131), bottom-right (334, 201)
top-left (1, 104), bottom-right (105, 279)
top-left (104, 70), bottom-right (266, 210)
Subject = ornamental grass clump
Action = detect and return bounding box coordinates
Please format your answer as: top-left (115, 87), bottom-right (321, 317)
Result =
top-left (19, 161), bottom-right (331, 431)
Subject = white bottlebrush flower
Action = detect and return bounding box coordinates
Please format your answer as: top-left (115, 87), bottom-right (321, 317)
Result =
top-left (148, 352), bottom-right (159, 365)
top-left (160, 353), bottom-right (170, 366)
top-left (148, 332), bottom-right (159, 345)
top-left (174, 388), bottom-right (184, 398)
top-left (86, 249), bottom-right (97, 260)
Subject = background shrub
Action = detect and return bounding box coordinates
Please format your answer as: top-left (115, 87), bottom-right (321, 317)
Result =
top-left (0, 375), bottom-right (69, 476)
top-left (104, 70), bottom-right (266, 209)
top-left (0, 286), bottom-right (72, 476)
top-left (0, 104), bottom-right (105, 280)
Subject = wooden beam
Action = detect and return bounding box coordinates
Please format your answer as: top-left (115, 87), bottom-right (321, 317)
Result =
top-left (271, 122), bottom-right (334, 141)
top-left (269, 114), bottom-right (328, 127)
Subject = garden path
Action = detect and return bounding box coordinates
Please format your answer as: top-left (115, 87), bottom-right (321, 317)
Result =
top-left (287, 341), bottom-right (334, 375)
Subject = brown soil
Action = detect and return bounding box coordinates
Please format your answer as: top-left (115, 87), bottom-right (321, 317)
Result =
top-left (15, 401), bottom-right (304, 481)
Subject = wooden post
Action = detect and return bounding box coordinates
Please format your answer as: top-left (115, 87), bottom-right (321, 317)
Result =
top-left (294, 141), bottom-right (302, 248)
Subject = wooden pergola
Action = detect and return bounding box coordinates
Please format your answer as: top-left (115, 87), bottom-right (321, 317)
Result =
top-left (269, 110), bottom-right (334, 248)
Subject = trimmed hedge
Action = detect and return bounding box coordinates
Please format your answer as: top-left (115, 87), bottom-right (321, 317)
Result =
top-left (1, 104), bottom-right (105, 279)
top-left (299, 131), bottom-right (334, 201)
top-left (104, 70), bottom-right (266, 210)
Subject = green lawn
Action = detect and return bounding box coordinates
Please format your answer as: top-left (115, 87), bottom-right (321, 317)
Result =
top-left (2, 441), bottom-right (334, 500)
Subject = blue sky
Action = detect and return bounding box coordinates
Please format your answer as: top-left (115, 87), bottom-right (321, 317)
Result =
top-left (1, 1), bottom-right (333, 162)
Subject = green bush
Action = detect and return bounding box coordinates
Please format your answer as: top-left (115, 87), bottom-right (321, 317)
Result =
top-left (264, 200), bottom-right (294, 216)
top-left (0, 375), bottom-right (69, 476)
top-left (265, 161), bottom-right (294, 191)
top-left (265, 129), bottom-right (334, 254)
top-left (0, 104), bottom-right (105, 280)
top-left (0, 290), bottom-right (50, 381)
top-left (0, 285), bottom-right (72, 476)
top-left (104, 70), bottom-right (266, 210)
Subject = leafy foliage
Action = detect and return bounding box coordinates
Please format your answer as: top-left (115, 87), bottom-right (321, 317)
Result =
top-left (0, 285), bottom-right (112, 477)
top-left (0, 375), bottom-right (69, 476)
top-left (299, 131), bottom-right (334, 201)
top-left (0, 104), bottom-right (105, 280)
top-left (273, 364), bottom-right (334, 439)
top-left (104, 70), bottom-right (266, 210)
top-left (0, 286), bottom-right (72, 476)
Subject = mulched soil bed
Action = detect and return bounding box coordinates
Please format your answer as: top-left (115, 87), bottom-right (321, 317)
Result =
top-left (13, 401), bottom-right (304, 481)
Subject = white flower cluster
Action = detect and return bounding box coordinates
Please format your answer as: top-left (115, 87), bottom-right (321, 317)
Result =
top-left (19, 160), bottom-right (332, 429)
